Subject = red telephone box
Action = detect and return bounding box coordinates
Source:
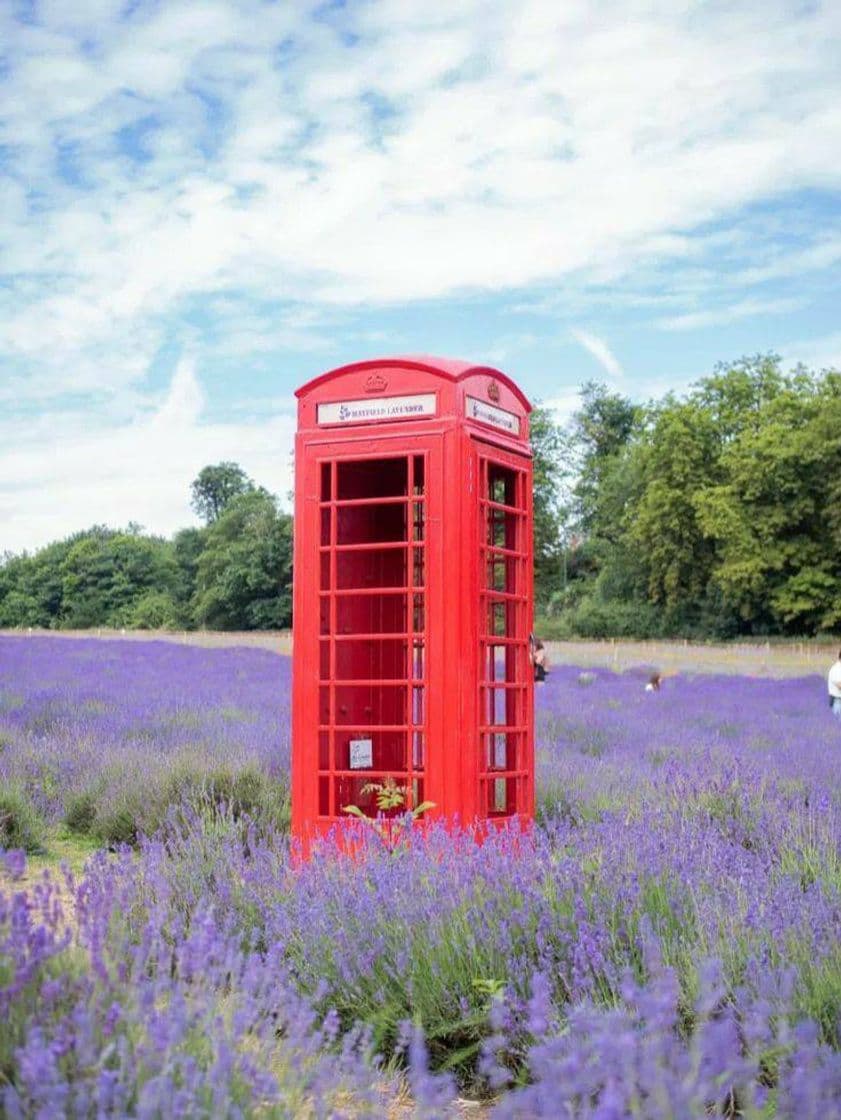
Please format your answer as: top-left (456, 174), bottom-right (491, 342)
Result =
top-left (291, 355), bottom-right (534, 846)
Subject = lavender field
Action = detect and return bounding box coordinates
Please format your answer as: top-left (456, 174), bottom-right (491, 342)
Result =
top-left (2, 636), bottom-right (841, 1117)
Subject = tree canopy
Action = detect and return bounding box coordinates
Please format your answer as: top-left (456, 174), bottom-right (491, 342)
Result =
top-left (190, 462), bottom-right (255, 524)
top-left (549, 355), bottom-right (841, 638)
top-left (193, 489), bottom-right (293, 630)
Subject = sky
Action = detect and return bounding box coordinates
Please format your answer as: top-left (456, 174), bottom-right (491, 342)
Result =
top-left (1, 0), bottom-right (840, 555)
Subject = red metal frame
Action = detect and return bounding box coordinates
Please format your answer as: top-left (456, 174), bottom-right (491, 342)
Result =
top-left (292, 356), bottom-right (534, 847)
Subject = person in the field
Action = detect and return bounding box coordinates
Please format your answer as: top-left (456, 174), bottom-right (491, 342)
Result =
top-left (828, 651), bottom-right (841, 718)
top-left (531, 639), bottom-right (548, 683)
top-left (645, 672), bottom-right (662, 693)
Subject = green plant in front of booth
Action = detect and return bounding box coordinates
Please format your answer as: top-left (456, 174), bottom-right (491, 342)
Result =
top-left (342, 776), bottom-right (435, 847)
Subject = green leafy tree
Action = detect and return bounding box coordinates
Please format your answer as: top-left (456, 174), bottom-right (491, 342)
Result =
top-left (529, 405), bottom-right (570, 605)
top-left (0, 528), bottom-right (119, 629)
top-left (171, 527), bottom-right (207, 623)
top-left (545, 382), bottom-right (642, 618)
top-left (693, 353), bottom-right (786, 443)
top-left (0, 555), bottom-right (38, 627)
top-left (126, 589), bottom-right (182, 630)
top-left (60, 531), bottom-right (178, 629)
top-left (193, 489), bottom-right (293, 630)
top-left (190, 462), bottom-right (254, 524)
top-left (628, 400), bottom-right (720, 610)
top-left (694, 369), bottom-right (841, 632)
top-left (570, 381), bottom-right (639, 536)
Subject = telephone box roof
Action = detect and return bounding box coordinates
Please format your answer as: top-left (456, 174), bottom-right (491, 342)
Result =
top-left (295, 354), bottom-right (533, 414)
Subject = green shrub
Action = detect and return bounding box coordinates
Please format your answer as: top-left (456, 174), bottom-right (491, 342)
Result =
top-left (571, 596), bottom-right (664, 639)
top-left (64, 789), bottom-right (99, 835)
top-left (532, 612), bottom-right (574, 641)
top-left (89, 760), bottom-right (291, 847)
top-left (95, 800), bottom-right (143, 847)
top-left (0, 786), bottom-right (46, 853)
top-left (199, 766), bottom-right (291, 834)
top-left (125, 590), bottom-right (182, 630)
top-left (538, 596), bottom-right (666, 640)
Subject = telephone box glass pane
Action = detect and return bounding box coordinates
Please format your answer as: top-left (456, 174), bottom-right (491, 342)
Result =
top-left (337, 503), bottom-right (407, 544)
top-left (337, 458), bottom-right (408, 500)
top-left (413, 548), bottom-right (425, 588)
top-left (412, 502), bottom-right (425, 541)
top-left (336, 594), bottom-right (406, 634)
top-left (485, 732), bottom-right (508, 770)
top-left (334, 775), bottom-right (408, 818)
top-left (492, 778), bottom-right (508, 814)
top-left (413, 455), bottom-right (425, 494)
top-left (319, 776), bottom-right (330, 816)
top-left (413, 593), bottom-right (425, 631)
top-left (487, 644), bottom-right (508, 682)
top-left (485, 688), bottom-right (508, 726)
top-left (336, 547), bottom-right (407, 589)
top-left (334, 776), bottom-right (378, 817)
top-left (412, 686), bottom-right (424, 724)
top-left (488, 464), bottom-right (516, 506)
top-left (488, 509), bottom-right (519, 550)
top-left (489, 601), bottom-right (508, 636)
top-left (333, 684), bottom-right (407, 726)
top-left (334, 639), bottom-right (408, 680)
top-left (335, 730), bottom-right (405, 771)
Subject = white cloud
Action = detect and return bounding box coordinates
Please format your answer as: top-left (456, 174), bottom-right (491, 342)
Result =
top-left (734, 237), bottom-right (841, 285)
top-left (780, 331), bottom-right (841, 373)
top-left (655, 296), bottom-right (806, 331)
top-left (1, 1), bottom-right (841, 550)
top-left (570, 329), bottom-right (623, 379)
top-left (542, 390), bottom-right (580, 428)
top-left (0, 362), bottom-right (296, 555)
top-left (2, 1), bottom-right (840, 382)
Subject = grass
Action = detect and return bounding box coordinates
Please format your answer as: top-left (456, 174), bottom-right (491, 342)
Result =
top-left (6, 827), bottom-right (102, 881)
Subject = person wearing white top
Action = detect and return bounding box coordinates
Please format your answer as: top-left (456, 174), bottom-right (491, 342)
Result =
top-left (828, 651), bottom-right (841, 719)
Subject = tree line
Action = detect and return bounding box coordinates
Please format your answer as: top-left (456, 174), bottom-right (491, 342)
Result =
top-left (0, 464), bottom-right (292, 631)
top-left (1, 353), bottom-right (839, 637)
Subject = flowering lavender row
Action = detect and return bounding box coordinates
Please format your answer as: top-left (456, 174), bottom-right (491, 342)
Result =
top-left (2, 636), bottom-right (841, 1115)
top-left (1, 851), bottom-right (400, 1118)
top-left (4, 810), bottom-right (841, 1116)
top-left (0, 637), bottom-right (291, 839)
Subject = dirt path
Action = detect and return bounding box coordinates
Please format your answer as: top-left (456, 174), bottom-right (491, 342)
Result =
top-left (542, 637), bottom-right (835, 678)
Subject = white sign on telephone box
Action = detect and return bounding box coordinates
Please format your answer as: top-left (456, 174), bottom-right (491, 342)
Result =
top-left (349, 738), bottom-right (373, 769)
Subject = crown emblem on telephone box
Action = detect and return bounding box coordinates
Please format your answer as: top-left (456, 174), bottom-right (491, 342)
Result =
top-left (487, 379), bottom-right (501, 402)
top-left (364, 373), bottom-right (389, 393)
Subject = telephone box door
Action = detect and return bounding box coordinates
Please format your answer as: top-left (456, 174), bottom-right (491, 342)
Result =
top-left (293, 436), bottom-right (443, 836)
top-left (468, 437), bottom-right (534, 823)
